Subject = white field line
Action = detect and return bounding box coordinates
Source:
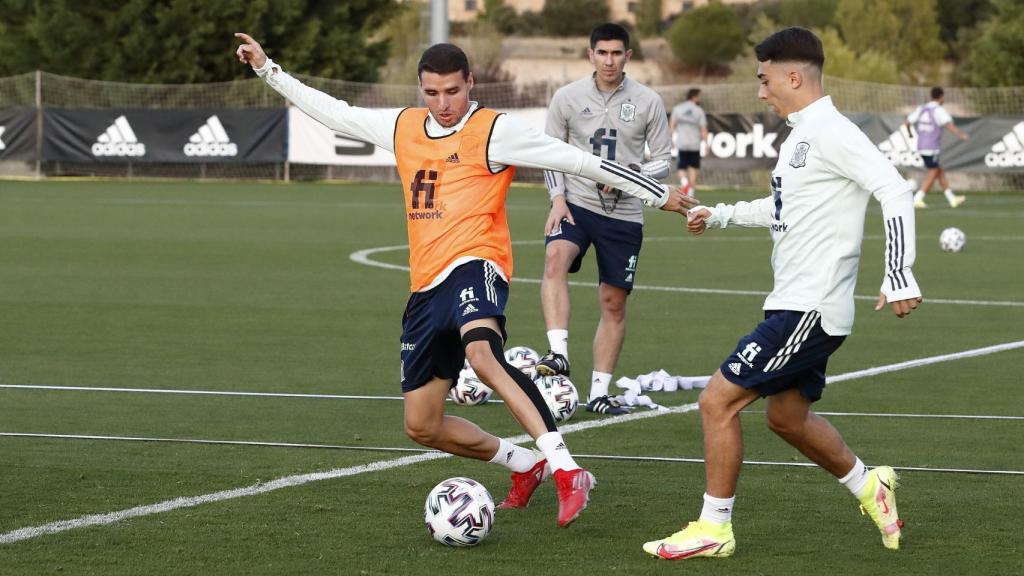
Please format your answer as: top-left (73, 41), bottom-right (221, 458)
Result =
top-left (0, 403), bottom-right (699, 545)
top-left (0, 385), bottom-right (410, 401)
top-left (2, 434), bottom-right (1019, 477)
top-left (750, 411), bottom-right (1024, 421)
top-left (4, 339), bottom-right (1022, 403)
top-left (3, 335), bottom-right (1022, 544)
top-left (576, 454), bottom-right (1024, 476)
top-left (349, 243), bottom-right (1024, 307)
top-left (824, 340), bottom-right (1024, 384)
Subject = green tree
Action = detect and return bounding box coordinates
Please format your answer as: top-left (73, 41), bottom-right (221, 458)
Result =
top-left (937, 0), bottom-right (992, 53)
top-left (539, 0), bottom-right (609, 37)
top-left (636, 0), bottom-right (663, 37)
top-left (480, 0), bottom-right (519, 35)
top-left (836, 0), bottom-right (943, 82)
top-left (0, 0), bottom-right (397, 83)
top-left (747, 13), bottom-right (780, 48)
top-left (780, 0), bottom-right (839, 29)
top-left (667, 1), bottom-right (745, 72)
top-left (967, 0), bottom-right (1024, 86)
top-left (817, 27), bottom-right (899, 83)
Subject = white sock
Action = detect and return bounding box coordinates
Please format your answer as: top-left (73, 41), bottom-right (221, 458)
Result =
top-left (536, 431), bottom-right (579, 472)
top-left (699, 493), bottom-right (735, 525)
top-left (943, 188), bottom-right (956, 202)
top-left (489, 438), bottom-right (540, 473)
top-left (914, 190), bottom-right (926, 202)
top-left (589, 371), bottom-right (612, 401)
top-left (547, 329), bottom-right (569, 358)
top-left (839, 457), bottom-right (870, 498)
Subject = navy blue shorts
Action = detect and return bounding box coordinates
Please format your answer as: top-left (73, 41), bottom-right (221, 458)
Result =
top-left (399, 260), bottom-right (508, 393)
top-left (921, 153), bottom-right (941, 169)
top-left (719, 310), bottom-right (846, 402)
top-left (545, 202), bottom-right (642, 291)
top-left (677, 150), bottom-right (701, 169)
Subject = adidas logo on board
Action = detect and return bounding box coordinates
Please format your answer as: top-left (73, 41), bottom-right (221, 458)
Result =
top-left (92, 116), bottom-right (146, 157)
top-left (184, 115), bottom-right (237, 157)
top-left (985, 121), bottom-right (1024, 168)
top-left (876, 125), bottom-right (921, 167)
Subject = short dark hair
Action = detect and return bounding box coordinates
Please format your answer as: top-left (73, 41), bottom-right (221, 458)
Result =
top-left (590, 23), bottom-right (630, 50)
top-left (417, 43), bottom-right (470, 80)
top-left (931, 86), bottom-right (944, 100)
top-left (754, 27), bottom-right (824, 70)
top-left (686, 88), bottom-right (701, 100)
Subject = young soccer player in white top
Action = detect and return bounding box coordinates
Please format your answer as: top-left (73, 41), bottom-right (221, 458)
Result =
top-left (642, 27), bottom-right (923, 560)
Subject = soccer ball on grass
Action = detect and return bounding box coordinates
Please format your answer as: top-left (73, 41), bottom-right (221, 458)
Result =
top-left (535, 375), bottom-right (579, 422)
top-left (449, 366), bottom-right (493, 405)
top-left (424, 477), bottom-right (495, 547)
top-left (504, 346), bottom-right (540, 378)
top-left (939, 227), bottom-right (966, 253)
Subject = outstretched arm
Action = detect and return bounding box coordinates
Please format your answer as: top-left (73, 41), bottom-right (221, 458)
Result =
top-left (489, 115), bottom-right (696, 214)
top-left (684, 195), bottom-right (776, 234)
top-left (945, 121), bottom-right (969, 141)
top-left (234, 33), bottom-right (400, 152)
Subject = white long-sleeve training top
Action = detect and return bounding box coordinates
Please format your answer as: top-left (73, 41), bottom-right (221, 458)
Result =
top-left (700, 96), bottom-right (921, 336)
top-left (254, 59), bottom-right (669, 209)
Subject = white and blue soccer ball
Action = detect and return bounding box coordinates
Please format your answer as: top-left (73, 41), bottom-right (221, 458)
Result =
top-left (939, 227), bottom-right (966, 253)
top-left (504, 346), bottom-right (540, 378)
top-left (536, 375), bottom-right (579, 423)
top-left (424, 477), bottom-right (495, 547)
top-left (449, 367), bottom-right (493, 405)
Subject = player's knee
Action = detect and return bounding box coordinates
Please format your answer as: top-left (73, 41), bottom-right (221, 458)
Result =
top-left (404, 416), bottom-right (440, 447)
top-left (543, 250), bottom-right (572, 279)
top-left (462, 328), bottom-right (505, 381)
top-left (600, 291), bottom-right (627, 321)
top-left (765, 411), bottom-right (800, 437)
top-left (464, 340), bottom-right (500, 376)
top-left (697, 388), bottom-right (724, 417)
top-left (698, 381), bottom-right (744, 420)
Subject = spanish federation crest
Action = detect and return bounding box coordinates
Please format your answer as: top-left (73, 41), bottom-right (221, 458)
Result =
top-left (619, 103), bottom-right (636, 122)
top-left (789, 141), bottom-right (810, 168)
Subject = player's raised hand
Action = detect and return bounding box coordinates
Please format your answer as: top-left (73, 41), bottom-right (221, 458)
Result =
top-left (545, 195), bottom-right (575, 236)
top-left (234, 33), bottom-right (267, 69)
top-left (686, 207), bottom-right (711, 236)
top-left (875, 292), bottom-right (923, 318)
top-left (659, 186), bottom-right (700, 215)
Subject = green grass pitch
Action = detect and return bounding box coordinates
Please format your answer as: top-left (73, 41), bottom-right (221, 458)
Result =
top-left (0, 180), bottom-right (1021, 574)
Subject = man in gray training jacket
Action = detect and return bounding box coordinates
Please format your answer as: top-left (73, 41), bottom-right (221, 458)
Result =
top-left (536, 23), bottom-right (674, 416)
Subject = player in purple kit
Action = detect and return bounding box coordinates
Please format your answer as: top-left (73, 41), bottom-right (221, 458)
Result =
top-left (906, 86), bottom-right (969, 208)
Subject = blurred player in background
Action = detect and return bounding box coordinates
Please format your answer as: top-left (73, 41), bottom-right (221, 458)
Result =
top-left (536, 23), bottom-right (674, 416)
top-left (907, 86), bottom-right (969, 208)
top-left (234, 32), bottom-right (693, 527)
top-left (643, 27), bottom-right (922, 560)
top-left (670, 87), bottom-right (708, 191)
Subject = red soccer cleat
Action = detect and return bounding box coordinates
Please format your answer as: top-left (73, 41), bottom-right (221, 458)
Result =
top-left (498, 458), bottom-right (549, 509)
top-left (554, 468), bottom-right (596, 527)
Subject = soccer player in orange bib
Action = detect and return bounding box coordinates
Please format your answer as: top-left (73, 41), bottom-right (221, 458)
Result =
top-left (235, 33), bottom-right (694, 527)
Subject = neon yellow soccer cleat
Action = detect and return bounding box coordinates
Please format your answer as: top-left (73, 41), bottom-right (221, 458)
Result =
top-left (642, 520), bottom-right (735, 560)
top-left (948, 195), bottom-right (966, 208)
top-left (859, 465), bottom-right (904, 550)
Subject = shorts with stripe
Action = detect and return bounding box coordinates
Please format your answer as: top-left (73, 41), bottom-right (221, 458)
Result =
top-left (545, 202), bottom-right (643, 291)
top-left (399, 260), bottom-right (508, 393)
top-left (719, 310), bottom-right (845, 402)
